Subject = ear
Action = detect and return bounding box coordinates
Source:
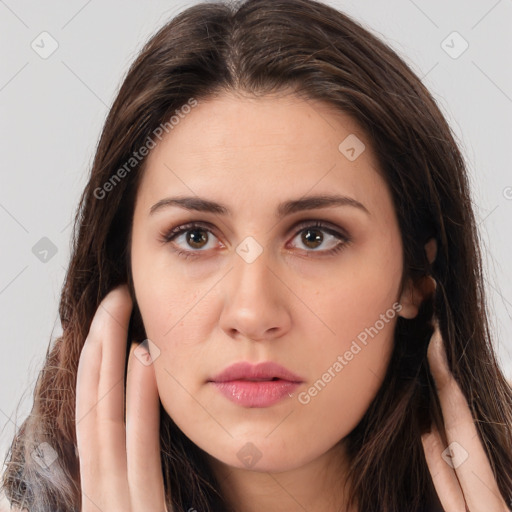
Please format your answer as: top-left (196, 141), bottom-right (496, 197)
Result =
top-left (398, 238), bottom-right (437, 319)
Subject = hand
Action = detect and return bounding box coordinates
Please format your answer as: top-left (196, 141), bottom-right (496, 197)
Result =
top-left (76, 284), bottom-right (168, 512)
top-left (421, 318), bottom-right (511, 512)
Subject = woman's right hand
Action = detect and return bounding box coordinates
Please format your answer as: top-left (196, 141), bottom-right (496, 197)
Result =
top-left (76, 284), bottom-right (168, 512)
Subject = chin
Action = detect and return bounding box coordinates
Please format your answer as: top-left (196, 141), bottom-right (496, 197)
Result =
top-left (203, 436), bottom-right (318, 474)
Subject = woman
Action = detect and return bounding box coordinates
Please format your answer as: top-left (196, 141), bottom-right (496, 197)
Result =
top-left (2, 0), bottom-right (512, 510)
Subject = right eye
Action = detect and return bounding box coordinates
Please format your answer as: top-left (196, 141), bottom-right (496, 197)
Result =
top-left (158, 221), bottom-right (223, 259)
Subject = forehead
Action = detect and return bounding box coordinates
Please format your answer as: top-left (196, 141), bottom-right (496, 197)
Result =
top-left (146, 92), bottom-right (371, 160)
top-left (135, 92), bottom-right (391, 219)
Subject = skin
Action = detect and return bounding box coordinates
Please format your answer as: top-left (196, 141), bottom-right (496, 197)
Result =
top-left (75, 93), bottom-right (511, 512)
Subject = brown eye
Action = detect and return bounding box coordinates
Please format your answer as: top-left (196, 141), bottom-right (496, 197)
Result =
top-left (301, 228), bottom-right (324, 249)
top-left (290, 221), bottom-right (350, 255)
top-left (159, 221), bottom-right (220, 257)
top-left (185, 228), bottom-right (209, 249)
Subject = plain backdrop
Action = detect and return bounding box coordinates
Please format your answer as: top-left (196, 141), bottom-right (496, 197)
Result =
top-left (1, 0), bottom-right (511, 503)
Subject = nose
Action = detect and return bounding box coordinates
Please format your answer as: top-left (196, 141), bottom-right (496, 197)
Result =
top-left (218, 248), bottom-right (292, 342)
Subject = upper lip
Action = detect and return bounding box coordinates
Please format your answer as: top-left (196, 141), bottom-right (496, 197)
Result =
top-left (209, 361), bottom-right (304, 383)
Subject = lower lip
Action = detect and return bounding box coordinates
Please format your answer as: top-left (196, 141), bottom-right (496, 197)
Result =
top-left (210, 380), bottom-right (301, 407)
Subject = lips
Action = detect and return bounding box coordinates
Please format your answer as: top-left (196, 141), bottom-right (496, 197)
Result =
top-left (208, 361), bottom-right (304, 408)
top-left (209, 361), bottom-right (304, 384)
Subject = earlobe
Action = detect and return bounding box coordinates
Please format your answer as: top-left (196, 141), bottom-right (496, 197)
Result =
top-left (398, 237), bottom-right (438, 319)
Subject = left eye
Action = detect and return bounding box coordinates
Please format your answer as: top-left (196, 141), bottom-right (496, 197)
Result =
top-left (289, 224), bottom-right (348, 252)
top-left (159, 221), bottom-right (350, 259)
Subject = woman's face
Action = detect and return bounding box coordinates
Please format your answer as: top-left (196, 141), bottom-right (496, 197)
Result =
top-left (130, 91), bottom-right (420, 473)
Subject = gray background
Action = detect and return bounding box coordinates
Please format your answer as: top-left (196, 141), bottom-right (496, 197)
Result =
top-left (1, 0), bottom-right (511, 503)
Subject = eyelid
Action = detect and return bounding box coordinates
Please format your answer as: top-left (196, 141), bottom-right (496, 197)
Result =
top-left (158, 220), bottom-right (220, 245)
top-left (291, 219), bottom-right (349, 239)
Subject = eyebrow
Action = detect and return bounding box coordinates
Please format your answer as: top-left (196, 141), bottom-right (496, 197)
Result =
top-left (149, 193), bottom-right (370, 218)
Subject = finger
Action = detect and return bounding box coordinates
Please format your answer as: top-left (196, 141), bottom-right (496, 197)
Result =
top-left (76, 284), bottom-right (133, 510)
top-left (126, 340), bottom-right (167, 512)
top-left (94, 285), bottom-right (132, 476)
top-left (427, 320), bottom-right (510, 511)
top-left (421, 425), bottom-right (467, 512)
top-left (76, 320), bottom-right (102, 508)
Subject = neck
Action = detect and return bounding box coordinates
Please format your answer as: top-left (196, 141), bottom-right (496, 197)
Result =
top-left (207, 440), bottom-right (357, 512)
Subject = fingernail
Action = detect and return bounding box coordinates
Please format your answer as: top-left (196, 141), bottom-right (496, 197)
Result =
top-left (427, 321), bottom-right (451, 385)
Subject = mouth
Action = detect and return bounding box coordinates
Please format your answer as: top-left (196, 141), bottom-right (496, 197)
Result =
top-left (208, 361), bottom-right (304, 408)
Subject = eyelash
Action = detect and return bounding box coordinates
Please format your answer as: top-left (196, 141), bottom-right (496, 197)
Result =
top-left (158, 220), bottom-right (351, 260)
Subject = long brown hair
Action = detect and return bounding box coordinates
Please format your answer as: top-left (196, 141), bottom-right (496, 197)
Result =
top-left (3, 1), bottom-right (512, 510)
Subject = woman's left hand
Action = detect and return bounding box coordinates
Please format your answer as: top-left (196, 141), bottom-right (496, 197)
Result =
top-left (421, 319), bottom-right (511, 512)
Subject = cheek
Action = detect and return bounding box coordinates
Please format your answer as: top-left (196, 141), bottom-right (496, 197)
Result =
top-left (132, 274), bottom-right (219, 404)
top-left (132, 247), bottom-right (213, 343)
top-left (136, 284), bottom-right (212, 371)
top-left (140, 294), bottom-right (212, 423)
top-left (294, 256), bottom-right (401, 427)
top-left (295, 314), bottom-right (397, 441)
top-left (301, 251), bottom-right (401, 350)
